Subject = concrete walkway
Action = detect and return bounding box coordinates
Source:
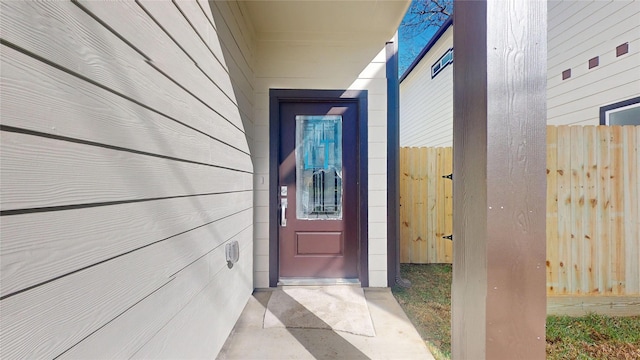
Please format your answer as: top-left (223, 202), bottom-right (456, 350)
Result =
top-left (217, 288), bottom-right (435, 360)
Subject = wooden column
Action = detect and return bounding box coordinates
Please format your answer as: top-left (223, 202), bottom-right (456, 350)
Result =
top-left (452, 1), bottom-right (547, 359)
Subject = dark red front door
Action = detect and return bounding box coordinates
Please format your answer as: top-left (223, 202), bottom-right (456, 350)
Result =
top-left (278, 101), bottom-right (359, 279)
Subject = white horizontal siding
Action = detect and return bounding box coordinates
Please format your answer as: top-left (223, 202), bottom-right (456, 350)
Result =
top-left (547, 0), bottom-right (640, 125)
top-left (0, 1), bottom-right (254, 358)
top-left (130, 231), bottom-right (253, 359)
top-left (1, 1), bottom-right (247, 139)
top-left (548, 61), bottom-right (640, 125)
top-left (207, 0), bottom-right (257, 144)
top-left (2, 213), bottom-right (252, 359)
top-left (1, 193), bottom-right (252, 298)
top-left (400, 2), bottom-right (640, 144)
top-left (0, 130), bottom-right (252, 210)
top-left (400, 26), bottom-right (454, 147)
top-left (0, 47), bottom-right (247, 168)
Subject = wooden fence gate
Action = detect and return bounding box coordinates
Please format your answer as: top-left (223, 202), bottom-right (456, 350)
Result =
top-left (399, 146), bottom-right (453, 263)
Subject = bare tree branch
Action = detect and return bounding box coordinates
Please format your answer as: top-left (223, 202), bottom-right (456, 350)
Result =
top-left (401, 0), bottom-right (452, 33)
top-left (399, 0), bottom-right (452, 75)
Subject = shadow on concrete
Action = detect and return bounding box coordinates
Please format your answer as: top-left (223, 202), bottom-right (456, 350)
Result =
top-left (264, 290), bottom-right (371, 360)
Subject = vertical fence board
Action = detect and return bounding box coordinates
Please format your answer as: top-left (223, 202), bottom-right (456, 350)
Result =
top-left (411, 148), bottom-right (423, 262)
top-left (610, 126), bottom-right (625, 294)
top-left (623, 126), bottom-right (638, 294)
top-left (418, 147), bottom-right (429, 263)
top-left (597, 126), bottom-right (612, 293)
top-left (443, 147), bottom-right (453, 263)
top-left (400, 148), bottom-right (411, 263)
top-left (404, 148), bottom-right (414, 262)
top-left (584, 126), bottom-right (598, 293)
top-left (435, 148), bottom-right (445, 263)
top-left (546, 126), bottom-right (559, 295)
top-left (570, 126), bottom-right (585, 293)
top-left (557, 126), bottom-right (572, 294)
top-left (427, 148), bottom-right (438, 263)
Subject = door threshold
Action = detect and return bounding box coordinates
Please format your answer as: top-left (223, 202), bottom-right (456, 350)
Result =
top-left (278, 278), bottom-right (361, 287)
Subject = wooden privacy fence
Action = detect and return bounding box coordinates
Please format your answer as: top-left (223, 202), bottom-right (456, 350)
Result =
top-left (547, 125), bottom-right (639, 296)
top-left (400, 125), bottom-right (640, 297)
top-left (399, 146), bottom-right (453, 264)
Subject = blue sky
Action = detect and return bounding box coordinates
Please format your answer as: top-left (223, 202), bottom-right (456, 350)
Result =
top-left (397, 0), bottom-right (451, 76)
top-left (398, 26), bottom-right (437, 77)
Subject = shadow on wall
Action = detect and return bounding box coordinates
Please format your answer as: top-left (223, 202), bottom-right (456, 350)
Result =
top-left (0, 1), bottom-right (254, 358)
top-left (207, 1), bottom-right (255, 158)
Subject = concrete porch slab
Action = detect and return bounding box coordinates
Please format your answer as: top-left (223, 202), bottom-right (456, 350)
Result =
top-left (217, 288), bottom-right (434, 360)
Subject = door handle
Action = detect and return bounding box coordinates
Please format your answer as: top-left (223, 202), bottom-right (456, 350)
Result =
top-left (281, 198), bottom-right (288, 227)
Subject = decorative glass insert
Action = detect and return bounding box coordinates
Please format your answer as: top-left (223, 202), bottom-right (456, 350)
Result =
top-left (295, 115), bottom-right (343, 220)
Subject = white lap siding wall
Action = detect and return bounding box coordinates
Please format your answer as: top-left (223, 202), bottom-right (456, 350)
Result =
top-left (0, 1), bottom-right (254, 358)
top-left (400, 1), bottom-right (640, 146)
top-left (400, 24), bottom-right (454, 148)
top-left (547, 0), bottom-right (640, 125)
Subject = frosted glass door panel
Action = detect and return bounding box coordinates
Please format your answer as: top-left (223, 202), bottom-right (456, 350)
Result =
top-left (295, 115), bottom-right (343, 220)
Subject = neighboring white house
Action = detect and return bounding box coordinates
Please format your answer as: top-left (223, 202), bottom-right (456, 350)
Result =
top-left (400, 0), bottom-right (640, 147)
top-left (548, 0), bottom-right (640, 126)
top-left (400, 18), bottom-right (454, 147)
top-left (0, 1), bottom-right (410, 358)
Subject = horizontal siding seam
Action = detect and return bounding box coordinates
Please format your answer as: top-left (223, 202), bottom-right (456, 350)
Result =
top-left (168, 221), bottom-right (254, 278)
top-left (211, 1), bottom-right (255, 89)
top-left (0, 125), bottom-right (252, 172)
top-left (0, 39), bottom-right (247, 143)
top-left (74, 1), bottom-right (248, 132)
top-left (548, 6), bottom-right (639, 64)
top-left (130, 226), bottom-right (253, 358)
top-left (548, 79), bottom-right (640, 114)
top-left (548, 55), bottom-right (640, 85)
top-left (170, 0), bottom-right (229, 75)
top-left (69, 0), bottom-right (147, 61)
top-left (0, 207), bottom-right (253, 301)
top-left (547, 1), bottom-right (608, 42)
top-left (144, 59), bottom-right (253, 131)
top-left (0, 189), bottom-right (253, 216)
top-left (133, 1), bottom-right (252, 122)
top-left (53, 277), bottom-right (176, 360)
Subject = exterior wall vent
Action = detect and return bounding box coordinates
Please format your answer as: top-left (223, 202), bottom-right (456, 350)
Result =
top-left (616, 42), bottom-right (629, 57)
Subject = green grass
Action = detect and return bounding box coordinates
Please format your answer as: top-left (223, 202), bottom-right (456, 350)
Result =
top-left (546, 314), bottom-right (640, 359)
top-left (392, 264), bottom-right (640, 360)
top-left (392, 264), bottom-right (452, 359)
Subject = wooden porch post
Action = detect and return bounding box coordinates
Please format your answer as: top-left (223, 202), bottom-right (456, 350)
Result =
top-left (451, 0), bottom-right (547, 359)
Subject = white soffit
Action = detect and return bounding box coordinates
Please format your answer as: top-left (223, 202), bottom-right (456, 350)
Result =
top-left (244, 0), bottom-right (411, 41)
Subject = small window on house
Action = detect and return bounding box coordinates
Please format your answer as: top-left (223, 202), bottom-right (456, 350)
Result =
top-left (562, 69), bottom-right (571, 80)
top-left (600, 97), bottom-right (640, 125)
top-left (431, 48), bottom-right (454, 79)
top-left (588, 56), bottom-right (599, 69)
